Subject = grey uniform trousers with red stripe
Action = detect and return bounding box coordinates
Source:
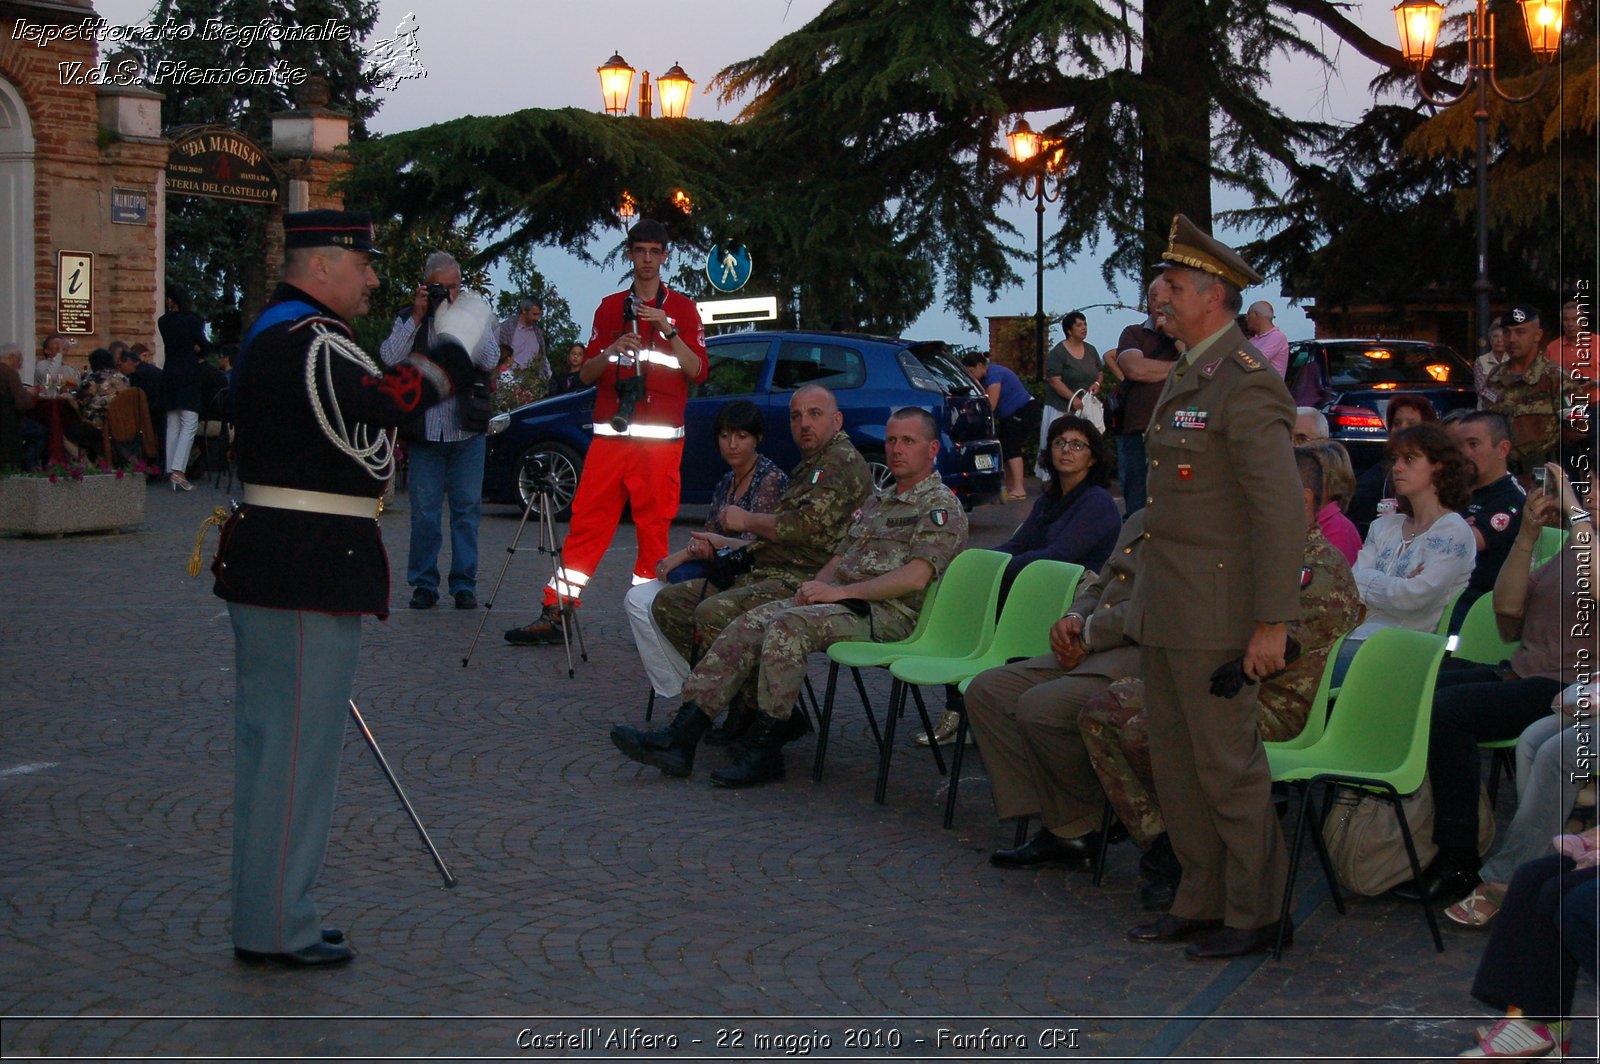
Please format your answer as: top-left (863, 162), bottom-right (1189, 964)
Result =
top-left (228, 603), bottom-right (360, 953)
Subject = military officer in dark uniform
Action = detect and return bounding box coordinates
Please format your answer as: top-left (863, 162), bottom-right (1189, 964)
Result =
top-left (1124, 216), bottom-right (1305, 960)
top-left (212, 210), bottom-right (476, 967)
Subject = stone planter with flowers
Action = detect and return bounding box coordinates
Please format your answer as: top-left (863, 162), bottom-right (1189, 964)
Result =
top-left (0, 462), bottom-right (147, 536)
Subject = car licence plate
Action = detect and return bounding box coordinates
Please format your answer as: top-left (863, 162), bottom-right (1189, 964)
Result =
top-left (975, 454), bottom-right (997, 471)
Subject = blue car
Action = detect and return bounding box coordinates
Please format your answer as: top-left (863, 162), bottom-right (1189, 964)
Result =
top-left (483, 331), bottom-right (1005, 518)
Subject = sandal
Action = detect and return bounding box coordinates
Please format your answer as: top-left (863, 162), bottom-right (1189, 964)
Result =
top-left (1007, 492), bottom-right (1029, 501)
top-left (1446, 884), bottom-right (1506, 928)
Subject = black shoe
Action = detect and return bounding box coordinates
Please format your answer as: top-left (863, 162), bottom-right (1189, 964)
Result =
top-left (234, 941), bottom-right (354, 967)
top-left (703, 697), bottom-right (756, 747)
top-left (774, 707), bottom-right (814, 745)
top-left (990, 828), bottom-right (1101, 870)
top-left (1184, 919), bottom-right (1292, 960)
top-left (1139, 833), bottom-right (1182, 882)
top-left (321, 928), bottom-right (344, 945)
top-left (1126, 914), bottom-right (1223, 943)
top-left (1138, 874), bottom-right (1180, 912)
top-left (505, 603), bottom-right (573, 645)
top-left (454, 590), bottom-right (477, 610)
top-left (408, 587), bottom-right (437, 610)
top-left (1389, 849), bottom-right (1481, 905)
top-left (611, 703), bottom-right (711, 778)
top-left (710, 715), bottom-right (787, 788)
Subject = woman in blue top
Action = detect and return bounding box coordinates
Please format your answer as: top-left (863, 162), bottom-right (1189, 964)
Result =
top-left (919, 413), bottom-right (1122, 746)
top-left (963, 351), bottom-right (1041, 502)
top-left (998, 413), bottom-right (1121, 598)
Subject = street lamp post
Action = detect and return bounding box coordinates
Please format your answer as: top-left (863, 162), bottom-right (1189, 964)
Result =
top-left (1005, 119), bottom-right (1066, 380)
top-left (1392, 0), bottom-right (1566, 354)
top-left (597, 53), bottom-right (696, 119)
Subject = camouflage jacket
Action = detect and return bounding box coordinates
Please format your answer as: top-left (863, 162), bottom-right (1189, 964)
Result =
top-left (1483, 355), bottom-right (1581, 464)
top-left (835, 472), bottom-right (969, 631)
top-left (750, 431), bottom-right (872, 577)
top-left (1259, 525), bottom-right (1364, 742)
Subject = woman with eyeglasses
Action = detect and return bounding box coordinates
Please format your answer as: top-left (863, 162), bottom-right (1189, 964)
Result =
top-left (918, 412), bottom-right (1121, 747)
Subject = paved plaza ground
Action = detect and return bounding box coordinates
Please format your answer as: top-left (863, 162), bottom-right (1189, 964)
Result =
top-left (2, 478), bottom-right (1594, 1061)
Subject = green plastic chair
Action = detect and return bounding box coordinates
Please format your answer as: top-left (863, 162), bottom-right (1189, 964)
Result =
top-left (1435, 588), bottom-right (1465, 636)
top-left (1266, 627), bottom-right (1450, 959)
top-left (1533, 526), bottom-right (1568, 566)
top-left (812, 549), bottom-right (1009, 784)
top-left (1451, 592), bottom-right (1518, 666)
top-left (1448, 592), bottom-right (1524, 805)
top-left (880, 559), bottom-right (1084, 815)
top-left (1265, 630), bottom-right (1352, 754)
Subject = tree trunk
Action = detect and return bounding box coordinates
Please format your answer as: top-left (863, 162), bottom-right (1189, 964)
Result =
top-left (1140, 0), bottom-right (1215, 262)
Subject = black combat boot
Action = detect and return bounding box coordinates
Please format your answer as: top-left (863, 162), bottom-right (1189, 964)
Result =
top-left (1137, 832), bottom-right (1183, 912)
top-left (703, 696), bottom-right (756, 747)
top-left (610, 703), bottom-right (712, 778)
top-left (709, 713), bottom-right (788, 788)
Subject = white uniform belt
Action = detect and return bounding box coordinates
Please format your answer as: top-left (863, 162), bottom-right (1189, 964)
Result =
top-left (243, 484), bottom-right (380, 519)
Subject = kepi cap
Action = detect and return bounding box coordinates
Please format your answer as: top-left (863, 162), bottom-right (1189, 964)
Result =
top-left (1507, 304), bottom-right (1541, 325)
top-left (283, 209), bottom-right (384, 257)
top-left (1158, 214), bottom-right (1262, 289)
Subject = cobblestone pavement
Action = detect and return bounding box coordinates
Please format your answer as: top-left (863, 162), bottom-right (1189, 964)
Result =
top-left (1, 479), bottom-right (1593, 1061)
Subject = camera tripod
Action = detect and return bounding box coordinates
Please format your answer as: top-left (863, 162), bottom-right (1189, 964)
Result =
top-left (462, 474), bottom-right (587, 677)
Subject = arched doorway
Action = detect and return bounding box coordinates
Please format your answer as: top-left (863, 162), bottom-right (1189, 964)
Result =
top-left (0, 75), bottom-right (35, 376)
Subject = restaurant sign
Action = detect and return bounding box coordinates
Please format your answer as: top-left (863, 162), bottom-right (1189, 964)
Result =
top-left (166, 127), bottom-right (279, 205)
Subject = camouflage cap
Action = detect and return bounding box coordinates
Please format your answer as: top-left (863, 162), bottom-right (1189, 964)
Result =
top-left (1158, 214), bottom-right (1263, 289)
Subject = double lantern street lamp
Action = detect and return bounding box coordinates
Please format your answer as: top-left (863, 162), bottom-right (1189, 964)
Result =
top-left (1391, 0), bottom-right (1566, 354)
top-left (1005, 118), bottom-right (1069, 380)
top-left (597, 52), bottom-right (695, 119)
top-left (598, 53), bottom-right (696, 226)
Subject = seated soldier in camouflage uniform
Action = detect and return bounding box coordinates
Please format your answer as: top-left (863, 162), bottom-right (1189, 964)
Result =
top-left (611, 408), bottom-right (968, 789)
top-left (650, 383), bottom-right (871, 743)
top-left (1081, 449), bottom-right (1363, 911)
top-left (1480, 304), bottom-right (1583, 476)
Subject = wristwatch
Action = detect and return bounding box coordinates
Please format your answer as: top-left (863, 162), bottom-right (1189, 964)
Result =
top-left (662, 326), bottom-right (679, 341)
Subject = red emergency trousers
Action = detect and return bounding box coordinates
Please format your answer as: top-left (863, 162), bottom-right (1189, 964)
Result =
top-left (543, 434), bottom-right (683, 605)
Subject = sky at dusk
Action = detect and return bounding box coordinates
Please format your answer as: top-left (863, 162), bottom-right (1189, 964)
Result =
top-left (91, 0), bottom-right (1413, 349)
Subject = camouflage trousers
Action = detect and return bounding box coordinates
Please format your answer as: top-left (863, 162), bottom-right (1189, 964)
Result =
top-left (1081, 676), bottom-right (1305, 850)
top-left (681, 597), bottom-right (912, 720)
top-left (651, 570), bottom-right (807, 669)
top-left (1078, 678), bottom-right (1162, 849)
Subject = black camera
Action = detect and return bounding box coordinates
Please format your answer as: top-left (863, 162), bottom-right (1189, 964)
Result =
top-left (611, 373), bottom-right (647, 434)
top-left (425, 282), bottom-right (451, 310)
top-left (707, 545), bottom-right (756, 590)
top-left (522, 452), bottom-right (556, 492)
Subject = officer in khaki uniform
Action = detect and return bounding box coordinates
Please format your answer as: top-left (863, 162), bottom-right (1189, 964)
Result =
top-left (1124, 216), bottom-right (1306, 960)
top-left (651, 385), bottom-right (871, 706)
top-left (1084, 459), bottom-right (1363, 910)
top-left (962, 513), bottom-right (1144, 869)
top-left (612, 408), bottom-right (967, 789)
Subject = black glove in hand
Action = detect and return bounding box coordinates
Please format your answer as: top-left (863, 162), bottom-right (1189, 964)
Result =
top-left (1208, 637), bottom-right (1302, 700)
top-left (420, 339), bottom-right (476, 394)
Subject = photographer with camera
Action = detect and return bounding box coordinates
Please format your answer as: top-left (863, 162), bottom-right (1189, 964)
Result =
top-left (380, 252), bottom-right (501, 612)
top-left (506, 219), bottom-right (707, 645)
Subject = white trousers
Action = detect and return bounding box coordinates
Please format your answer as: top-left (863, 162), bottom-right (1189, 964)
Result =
top-left (166, 409), bottom-right (199, 475)
top-left (624, 578), bottom-right (691, 698)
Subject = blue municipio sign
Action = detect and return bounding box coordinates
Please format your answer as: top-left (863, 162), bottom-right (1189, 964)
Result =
top-left (110, 187), bottom-right (148, 225)
top-left (706, 242), bottom-right (753, 293)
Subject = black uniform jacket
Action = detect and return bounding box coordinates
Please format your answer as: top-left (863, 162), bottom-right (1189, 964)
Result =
top-left (212, 283), bottom-right (447, 618)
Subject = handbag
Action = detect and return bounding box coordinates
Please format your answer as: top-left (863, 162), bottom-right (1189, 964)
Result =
top-left (1073, 388), bottom-right (1106, 433)
top-left (1321, 777), bottom-right (1496, 897)
top-left (1102, 380), bottom-right (1129, 436)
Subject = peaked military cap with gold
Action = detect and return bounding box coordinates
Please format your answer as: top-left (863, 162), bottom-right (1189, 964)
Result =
top-left (1158, 214), bottom-right (1262, 289)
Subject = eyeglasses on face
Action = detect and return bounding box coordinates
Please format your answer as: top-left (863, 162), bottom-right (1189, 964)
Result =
top-left (1051, 438), bottom-right (1090, 453)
